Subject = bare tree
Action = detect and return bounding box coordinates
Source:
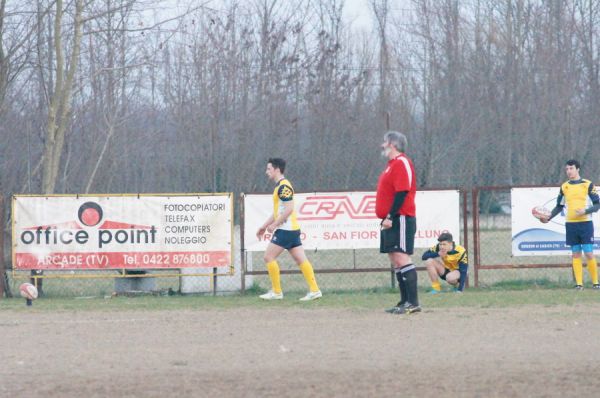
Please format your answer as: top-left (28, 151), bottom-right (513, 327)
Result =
top-left (3, 0), bottom-right (600, 205)
top-left (41, 0), bottom-right (84, 194)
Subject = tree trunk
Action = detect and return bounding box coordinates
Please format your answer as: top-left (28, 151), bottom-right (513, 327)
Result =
top-left (41, 0), bottom-right (83, 194)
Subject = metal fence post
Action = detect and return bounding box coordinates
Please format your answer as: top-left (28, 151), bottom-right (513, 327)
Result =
top-left (0, 195), bottom-right (5, 298)
top-left (472, 189), bottom-right (480, 287)
top-left (461, 190), bottom-right (470, 288)
top-left (240, 193), bottom-right (246, 294)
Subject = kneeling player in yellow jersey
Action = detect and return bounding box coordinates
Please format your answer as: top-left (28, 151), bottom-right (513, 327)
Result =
top-left (423, 233), bottom-right (468, 293)
top-left (256, 158), bottom-right (322, 301)
top-left (540, 159), bottom-right (600, 290)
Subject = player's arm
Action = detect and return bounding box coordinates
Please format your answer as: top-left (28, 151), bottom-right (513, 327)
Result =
top-left (381, 191), bottom-right (408, 229)
top-left (383, 162), bottom-right (412, 228)
top-left (260, 215), bottom-right (275, 228)
top-left (421, 244), bottom-right (440, 261)
top-left (267, 184), bottom-right (294, 232)
top-left (387, 191), bottom-right (408, 219)
top-left (583, 183), bottom-right (600, 214)
top-left (268, 201), bottom-right (293, 232)
top-left (574, 183), bottom-right (600, 216)
top-left (542, 189), bottom-right (564, 223)
top-left (256, 215), bottom-right (275, 239)
top-left (457, 251), bottom-right (468, 292)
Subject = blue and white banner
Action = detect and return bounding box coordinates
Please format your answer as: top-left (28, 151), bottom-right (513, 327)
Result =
top-left (511, 187), bottom-right (600, 256)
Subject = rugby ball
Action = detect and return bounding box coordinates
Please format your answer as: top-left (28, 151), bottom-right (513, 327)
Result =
top-left (19, 283), bottom-right (38, 300)
top-left (531, 206), bottom-right (551, 220)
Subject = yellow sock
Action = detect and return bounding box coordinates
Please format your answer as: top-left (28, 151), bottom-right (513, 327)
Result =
top-left (299, 260), bottom-right (319, 292)
top-left (572, 257), bottom-right (583, 286)
top-left (587, 257), bottom-right (598, 285)
top-left (266, 261), bottom-right (282, 294)
top-left (431, 281), bottom-right (441, 291)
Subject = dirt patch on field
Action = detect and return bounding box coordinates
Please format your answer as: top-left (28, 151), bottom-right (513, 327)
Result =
top-left (1, 305), bottom-right (600, 397)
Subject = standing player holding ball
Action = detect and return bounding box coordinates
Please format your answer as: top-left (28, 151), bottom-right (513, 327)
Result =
top-left (539, 159), bottom-right (600, 290)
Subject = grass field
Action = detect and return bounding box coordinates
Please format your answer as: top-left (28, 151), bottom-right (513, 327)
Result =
top-left (2, 286), bottom-right (599, 311)
top-left (2, 288), bottom-right (600, 397)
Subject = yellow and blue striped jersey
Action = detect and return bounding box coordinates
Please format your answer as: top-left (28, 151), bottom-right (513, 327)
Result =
top-left (272, 178), bottom-right (300, 231)
top-left (423, 243), bottom-right (468, 271)
top-left (558, 179), bottom-right (600, 222)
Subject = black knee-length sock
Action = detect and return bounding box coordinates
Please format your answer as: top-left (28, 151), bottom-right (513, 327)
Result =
top-left (399, 263), bottom-right (419, 306)
top-left (395, 267), bottom-right (407, 305)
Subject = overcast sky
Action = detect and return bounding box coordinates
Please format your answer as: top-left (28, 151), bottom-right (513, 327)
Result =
top-left (154, 0), bottom-right (376, 31)
top-left (341, 0), bottom-right (373, 31)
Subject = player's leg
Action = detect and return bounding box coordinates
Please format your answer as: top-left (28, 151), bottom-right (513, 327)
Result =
top-left (425, 258), bottom-right (446, 293)
top-left (581, 221), bottom-right (598, 288)
top-left (395, 216), bottom-right (419, 312)
top-left (395, 261), bottom-right (408, 306)
top-left (582, 245), bottom-right (598, 287)
top-left (566, 223), bottom-right (584, 289)
top-left (384, 215), bottom-right (419, 313)
top-left (571, 248), bottom-right (584, 289)
top-left (385, 252), bottom-right (411, 312)
top-left (289, 245), bottom-right (321, 300)
top-left (390, 252), bottom-right (420, 312)
top-left (260, 241), bottom-right (285, 299)
top-left (388, 252), bottom-right (419, 312)
top-left (381, 220), bottom-right (406, 311)
top-left (444, 270), bottom-right (461, 288)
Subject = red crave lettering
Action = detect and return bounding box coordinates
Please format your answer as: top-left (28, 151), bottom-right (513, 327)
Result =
top-left (297, 195), bottom-right (377, 220)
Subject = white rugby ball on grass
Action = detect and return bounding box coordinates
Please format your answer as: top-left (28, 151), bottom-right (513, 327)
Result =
top-left (19, 283), bottom-right (38, 300)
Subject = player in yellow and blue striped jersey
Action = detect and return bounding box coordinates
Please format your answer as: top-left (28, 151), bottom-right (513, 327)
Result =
top-left (422, 233), bottom-right (468, 293)
top-left (540, 159), bottom-right (600, 290)
top-left (256, 158), bottom-right (322, 301)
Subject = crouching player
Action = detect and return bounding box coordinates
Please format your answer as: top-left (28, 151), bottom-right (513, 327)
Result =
top-left (423, 233), bottom-right (468, 293)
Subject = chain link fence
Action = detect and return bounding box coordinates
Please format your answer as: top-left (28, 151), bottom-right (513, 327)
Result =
top-left (3, 192), bottom-right (469, 298)
top-left (0, 186), bottom-right (591, 298)
top-left (472, 187), bottom-right (575, 288)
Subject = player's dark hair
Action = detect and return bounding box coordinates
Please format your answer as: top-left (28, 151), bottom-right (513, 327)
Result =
top-left (268, 158), bottom-right (286, 173)
top-left (566, 159), bottom-right (580, 169)
top-left (437, 232), bottom-right (453, 242)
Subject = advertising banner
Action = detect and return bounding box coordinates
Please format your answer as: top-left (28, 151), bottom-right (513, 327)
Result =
top-left (511, 187), bottom-right (600, 256)
top-left (243, 190), bottom-right (460, 252)
top-left (12, 194), bottom-right (233, 270)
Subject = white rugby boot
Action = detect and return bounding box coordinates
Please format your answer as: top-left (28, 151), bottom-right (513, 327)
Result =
top-left (259, 291), bottom-right (283, 300)
top-left (299, 290), bottom-right (322, 301)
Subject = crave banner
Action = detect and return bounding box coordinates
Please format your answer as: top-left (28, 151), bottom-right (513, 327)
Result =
top-left (12, 194), bottom-right (233, 270)
top-left (243, 190), bottom-right (460, 251)
top-left (511, 187), bottom-right (600, 256)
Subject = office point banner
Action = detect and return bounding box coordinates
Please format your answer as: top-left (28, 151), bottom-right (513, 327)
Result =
top-left (243, 190), bottom-right (460, 251)
top-left (12, 194), bottom-right (233, 270)
top-left (512, 187), bottom-right (600, 256)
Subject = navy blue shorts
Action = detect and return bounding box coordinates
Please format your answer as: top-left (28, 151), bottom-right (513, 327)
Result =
top-left (271, 229), bottom-right (302, 250)
top-left (439, 268), bottom-right (452, 280)
top-left (565, 221), bottom-right (594, 246)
